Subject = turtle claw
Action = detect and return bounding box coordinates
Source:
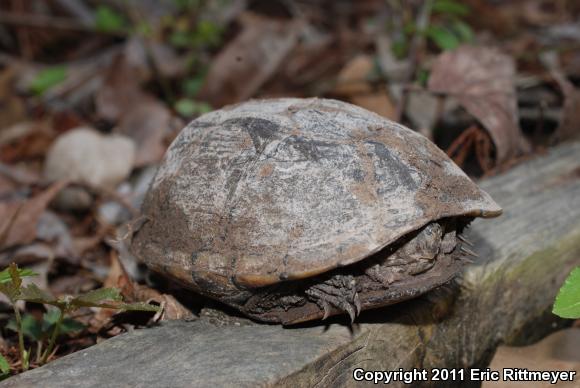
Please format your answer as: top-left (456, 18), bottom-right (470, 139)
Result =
top-left (342, 290), bottom-right (362, 323)
top-left (460, 246), bottom-right (478, 257)
top-left (353, 292), bottom-right (362, 316)
top-left (458, 234), bottom-right (474, 247)
top-left (341, 301), bottom-right (357, 324)
top-left (321, 300), bottom-right (332, 320)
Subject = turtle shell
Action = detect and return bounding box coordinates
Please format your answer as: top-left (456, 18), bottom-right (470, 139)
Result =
top-left (131, 98), bottom-right (501, 304)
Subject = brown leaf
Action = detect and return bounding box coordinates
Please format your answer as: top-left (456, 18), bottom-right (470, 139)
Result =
top-left (334, 55), bottom-right (374, 95)
top-left (333, 55), bottom-right (396, 120)
top-left (0, 67), bottom-right (27, 130)
top-left (0, 161), bottom-right (39, 186)
top-left (114, 98), bottom-right (173, 167)
top-left (350, 93), bottom-right (396, 120)
top-left (199, 12), bottom-right (301, 107)
top-left (96, 46), bottom-right (174, 167)
top-left (95, 54), bottom-right (144, 123)
top-left (0, 174), bottom-right (16, 195)
top-left (98, 252), bottom-right (193, 323)
top-left (0, 120), bottom-right (56, 163)
top-left (428, 45), bottom-right (530, 163)
top-left (0, 181), bottom-right (66, 249)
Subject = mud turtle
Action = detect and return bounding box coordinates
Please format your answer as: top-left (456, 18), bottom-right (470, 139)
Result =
top-left (131, 98), bottom-right (501, 324)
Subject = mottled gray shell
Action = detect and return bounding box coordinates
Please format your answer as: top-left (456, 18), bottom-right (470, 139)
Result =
top-left (132, 98), bottom-right (501, 298)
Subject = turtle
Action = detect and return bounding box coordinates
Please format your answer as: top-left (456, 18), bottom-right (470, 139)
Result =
top-left (131, 98), bottom-right (502, 325)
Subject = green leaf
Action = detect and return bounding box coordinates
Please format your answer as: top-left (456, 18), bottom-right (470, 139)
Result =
top-left (0, 353), bottom-right (9, 375)
top-left (0, 264), bottom-right (28, 301)
top-left (452, 20), bottom-right (474, 43)
top-left (29, 66), bottom-right (67, 96)
top-left (134, 21), bottom-right (153, 37)
top-left (183, 76), bottom-right (205, 97)
top-left (41, 310), bottom-right (84, 335)
top-left (7, 314), bottom-right (43, 342)
top-left (58, 317), bottom-right (86, 334)
top-left (8, 263), bottom-right (21, 288)
top-left (169, 30), bottom-right (191, 48)
top-left (70, 288), bottom-right (122, 309)
top-left (417, 68), bottom-right (430, 87)
top-left (72, 288), bottom-right (160, 312)
top-left (553, 267), bottom-right (580, 319)
top-left (95, 5), bottom-right (126, 33)
top-left (432, 0), bottom-right (469, 16)
top-left (0, 266), bottom-right (37, 284)
top-left (0, 283), bottom-right (19, 302)
top-left (19, 284), bottom-right (57, 305)
top-left (194, 20), bottom-right (222, 47)
top-left (116, 302), bottom-right (161, 312)
top-left (42, 309), bottom-right (61, 326)
top-left (174, 99), bottom-right (211, 117)
top-left (174, 0), bottom-right (202, 11)
top-left (391, 35), bottom-right (408, 59)
top-left (426, 26), bottom-right (460, 51)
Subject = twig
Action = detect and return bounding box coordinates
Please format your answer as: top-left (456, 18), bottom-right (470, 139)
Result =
top-left (11, 0), bottom-right (32, 59)
top-left (11, 302), bottom-right (27, 370)
top-left (395, 0), bottom-right (433, 121)
top-left (446, 125), bottom-right (477, 168)
top-left (41, 310), bottom-right (64, 364)
top-left (0, 162), bottom-right (39, 185)
top-left (0, 12), bottom-right (122, 35)
top-left (54, 0), bottom-right (95, 25)
top-left (0, 203), bottom-right (23, 248)
top-left (74, 182), bottom-right (139, 218)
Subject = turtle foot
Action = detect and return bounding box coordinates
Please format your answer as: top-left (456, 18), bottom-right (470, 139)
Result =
top-left (305, 274), bottom-right (361, 323)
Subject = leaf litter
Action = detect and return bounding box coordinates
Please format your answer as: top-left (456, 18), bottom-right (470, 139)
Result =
top-left (0, 0), bottom-right (579, 376)
top-left (428, 45), bottom-right (531, 164)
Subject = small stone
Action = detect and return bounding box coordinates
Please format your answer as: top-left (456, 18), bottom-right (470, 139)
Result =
top-left (44, 127), bottom-right (136, 210)
top-left (45, 127), bottom-right (135, 188)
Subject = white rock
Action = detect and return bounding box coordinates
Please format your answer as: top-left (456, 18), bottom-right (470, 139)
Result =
top-left (44, 127), bottom-right (135, 189)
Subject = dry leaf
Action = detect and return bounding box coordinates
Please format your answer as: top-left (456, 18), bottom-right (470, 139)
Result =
top-left (97, 252), bottom-right (193, 323)
top-left (199, 12), bottom-right (301, 107)
top-left (95, 54), bottom-right (144, 122)
top-left (0, 162), bottom-right (39, 186)
top-left (334, 55), bottom-right (374, 95)
top-left (0, 181), bottom-right (67, 248)
top-left (0, 67), bottom-right (27, 130)
top-left (350, 93), bottom-right (396, 120)
top-left (333, 55), bottom-right (396, 119)
top-left (428, 45), bottom-right (530, 163)
top-left (96, 45), bottom-right (174, 167)
top-left (114, 98), bottom-right (172, 167)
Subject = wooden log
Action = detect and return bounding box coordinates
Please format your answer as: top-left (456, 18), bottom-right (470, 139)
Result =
top-left (3, 141), bottom-right (580, 388)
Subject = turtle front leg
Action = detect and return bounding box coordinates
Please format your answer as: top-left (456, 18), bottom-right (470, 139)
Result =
top-left (305, 274), bottom-right (361, 323)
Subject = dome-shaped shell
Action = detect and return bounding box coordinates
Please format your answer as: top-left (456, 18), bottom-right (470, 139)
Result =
top-left (131, 98), bottom-right (501, 298)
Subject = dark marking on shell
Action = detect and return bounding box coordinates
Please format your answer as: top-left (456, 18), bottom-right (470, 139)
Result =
top-left (367, 141), bottom-right (418, 192)
top-left (225, 117), bottom-right (280, 154)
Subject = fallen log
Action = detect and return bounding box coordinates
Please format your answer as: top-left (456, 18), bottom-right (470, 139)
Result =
top-left (3, 141), bottom-right (580, 388)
